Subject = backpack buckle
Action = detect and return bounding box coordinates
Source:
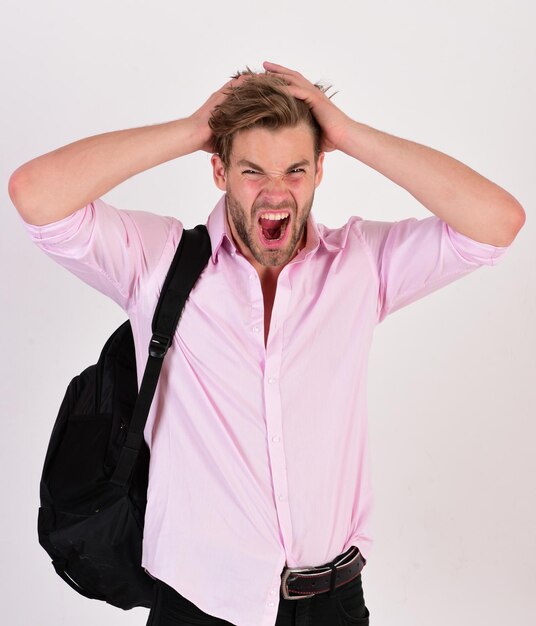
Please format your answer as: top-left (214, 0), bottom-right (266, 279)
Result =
top-left (149, 333), bottom-right (171, 358)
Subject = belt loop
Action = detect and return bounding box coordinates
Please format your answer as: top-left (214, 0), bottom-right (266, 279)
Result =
top-left (327, 563), bottom-right (337, 597)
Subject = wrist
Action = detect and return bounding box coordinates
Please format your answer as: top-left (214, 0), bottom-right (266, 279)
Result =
top-left (334, 118), bottom-right (367, 157)
top-left (186, 113), bottom-right (214, 153)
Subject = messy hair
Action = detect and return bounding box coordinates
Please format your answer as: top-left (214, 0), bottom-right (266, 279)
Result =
top-left (209, 68), bottom-right (332, 168)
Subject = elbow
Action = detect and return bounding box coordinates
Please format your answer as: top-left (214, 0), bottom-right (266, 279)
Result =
top-left (8, 167), bottom-right (28, 213)
top-left (8, 167), bottom-right (22, 199)
top-left (8, 165), bottom-right (44, 225)
top-left (499, 199), bottom-right (526, 246)
top-left (514, 201), bottom-right (526, 230)
top-left (478, 194), bottom-right (526, 247)
top-left (509, 198), bottom-right (527, 235)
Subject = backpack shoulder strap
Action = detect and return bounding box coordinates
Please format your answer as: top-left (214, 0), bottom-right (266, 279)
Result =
top-left (111, 224), bottom-right (211, 488)
top-left (151, 224), bottom-right (212, 355)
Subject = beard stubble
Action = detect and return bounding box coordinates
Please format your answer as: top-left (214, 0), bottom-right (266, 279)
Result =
top-left (225, 189), bottom-right (314, 268)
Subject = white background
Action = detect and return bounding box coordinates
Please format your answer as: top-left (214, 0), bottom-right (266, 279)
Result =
top-left (2, 1), bottom-right (535, 624)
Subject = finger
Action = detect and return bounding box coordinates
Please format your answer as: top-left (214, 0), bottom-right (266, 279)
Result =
top-left (263, 63), bottom-right (312, 91)
top-left (264, 64), bottom-right (304, 83)
top-left (267, 72), bottom-right (293, 86)
top-left (264, 68), bottom-right (298, 87)
top-left (225, 73), bottom-right (250, 87)
top-left (263, 61), bottom-right (298, 76)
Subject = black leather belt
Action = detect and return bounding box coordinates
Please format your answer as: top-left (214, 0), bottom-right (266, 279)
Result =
top-left (280, 545), bottom-right (366, 600)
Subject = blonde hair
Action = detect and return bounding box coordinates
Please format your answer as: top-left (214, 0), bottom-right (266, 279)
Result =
top-left (209, 69), bottom-right (331, 167)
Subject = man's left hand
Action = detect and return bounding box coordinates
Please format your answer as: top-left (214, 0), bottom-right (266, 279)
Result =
top-left (262, 61), bottom-right (354, 153)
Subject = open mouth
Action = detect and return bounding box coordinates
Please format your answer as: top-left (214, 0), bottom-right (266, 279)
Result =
top-left (257, 212), bottom-right (291, 247)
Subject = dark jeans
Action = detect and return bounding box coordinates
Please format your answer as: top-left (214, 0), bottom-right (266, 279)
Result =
top-left (146, 572), bottom-right (370, 625)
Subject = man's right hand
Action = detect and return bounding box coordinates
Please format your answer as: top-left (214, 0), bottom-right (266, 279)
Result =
top-left (8, 73), bottom-right (252, 226)
top-left (189, 74), bottom-right (252, 153)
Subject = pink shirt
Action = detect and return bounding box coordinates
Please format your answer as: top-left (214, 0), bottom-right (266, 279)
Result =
top-left (21, 194), bottom-right (510, 626)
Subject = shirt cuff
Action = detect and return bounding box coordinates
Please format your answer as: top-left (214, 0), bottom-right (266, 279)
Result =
top-left (446, 223), bottom-right (511, 266)
top-left (18, 204), bottom-right (90, 244)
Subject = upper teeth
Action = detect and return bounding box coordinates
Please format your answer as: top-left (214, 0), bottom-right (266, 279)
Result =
top-left (259, 212), bottom-right (289, 221)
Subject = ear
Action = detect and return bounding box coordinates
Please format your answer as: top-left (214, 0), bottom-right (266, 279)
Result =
top-left (314, 152), bottom-right (325, 188)
top-left (211, 154), bottom-right (227, 191)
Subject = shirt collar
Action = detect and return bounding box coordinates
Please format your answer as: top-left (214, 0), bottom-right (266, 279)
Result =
top-left (205, 194), bottom-right (342, 264)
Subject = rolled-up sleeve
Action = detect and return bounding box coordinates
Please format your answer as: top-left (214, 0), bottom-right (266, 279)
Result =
top-left (19, 198), bottom-right (182, 311)
top-left (357, 215), bottom-right (511, 324)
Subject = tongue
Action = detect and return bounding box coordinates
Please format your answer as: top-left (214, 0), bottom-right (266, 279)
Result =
top-left (259, 217), bottom-right (283, 240)
top-left (260, 217), bottom-right (281, 229)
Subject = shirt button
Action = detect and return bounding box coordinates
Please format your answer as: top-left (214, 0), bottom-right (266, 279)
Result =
top-left (253, 326), bottom-right (260, 333)
top-left (268, 601), bottom-right (275, 607)
top-left (272, 436), bottom-right (280, 443)
top-left (249, 274), bottom-right (255, 280)
top-left (278, 494), bottom-right (285, 501)
top-left (268, 377), bottom-right (276, 384)
top-left (270, 589), bottom-right (276, 595)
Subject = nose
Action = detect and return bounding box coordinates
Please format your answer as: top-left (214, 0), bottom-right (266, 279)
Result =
top-left (261, 175), bottom-right (291, 203)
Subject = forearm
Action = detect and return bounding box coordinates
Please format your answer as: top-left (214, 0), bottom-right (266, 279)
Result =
top-left (9, 117), bottom-right (203, 226)
top-left (339, 120), bottom-right (525, 246)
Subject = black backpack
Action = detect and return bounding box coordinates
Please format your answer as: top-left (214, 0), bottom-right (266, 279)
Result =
top-left (37, 224), bottom-right (212, 610)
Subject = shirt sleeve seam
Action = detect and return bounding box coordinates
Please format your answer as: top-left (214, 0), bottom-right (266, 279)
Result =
top-left (127, 217), bottom-right (180, 315)
top-left (349, 220), bottom-right (382, 323)
top-left (381, 264), bottom-right (482, 321)
top-left (84, 260), bottom-right (130, 304)
top-left (445, 221), bottom-right (512, 264)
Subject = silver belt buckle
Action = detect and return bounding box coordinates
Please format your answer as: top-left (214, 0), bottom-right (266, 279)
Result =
top-left (281, 566), bottom-right (323, 600)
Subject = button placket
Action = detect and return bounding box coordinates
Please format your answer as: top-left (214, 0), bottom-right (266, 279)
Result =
top-left (263, 272), bottom-right (294, 545)
top-left (247, 270), bottom-right (263, 338)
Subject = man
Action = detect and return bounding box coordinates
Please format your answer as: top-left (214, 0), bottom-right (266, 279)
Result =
top-left (9, 62), bottom-right (525, 626)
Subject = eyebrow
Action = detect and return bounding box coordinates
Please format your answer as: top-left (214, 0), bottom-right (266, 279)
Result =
top-left (236, 159), bottom-right (311, 172)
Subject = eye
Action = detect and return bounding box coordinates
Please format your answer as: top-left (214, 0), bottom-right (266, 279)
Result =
top-left (287, 168), bottom-right (306, 177)
top-left (242, 169), bottom-right (262, 176)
